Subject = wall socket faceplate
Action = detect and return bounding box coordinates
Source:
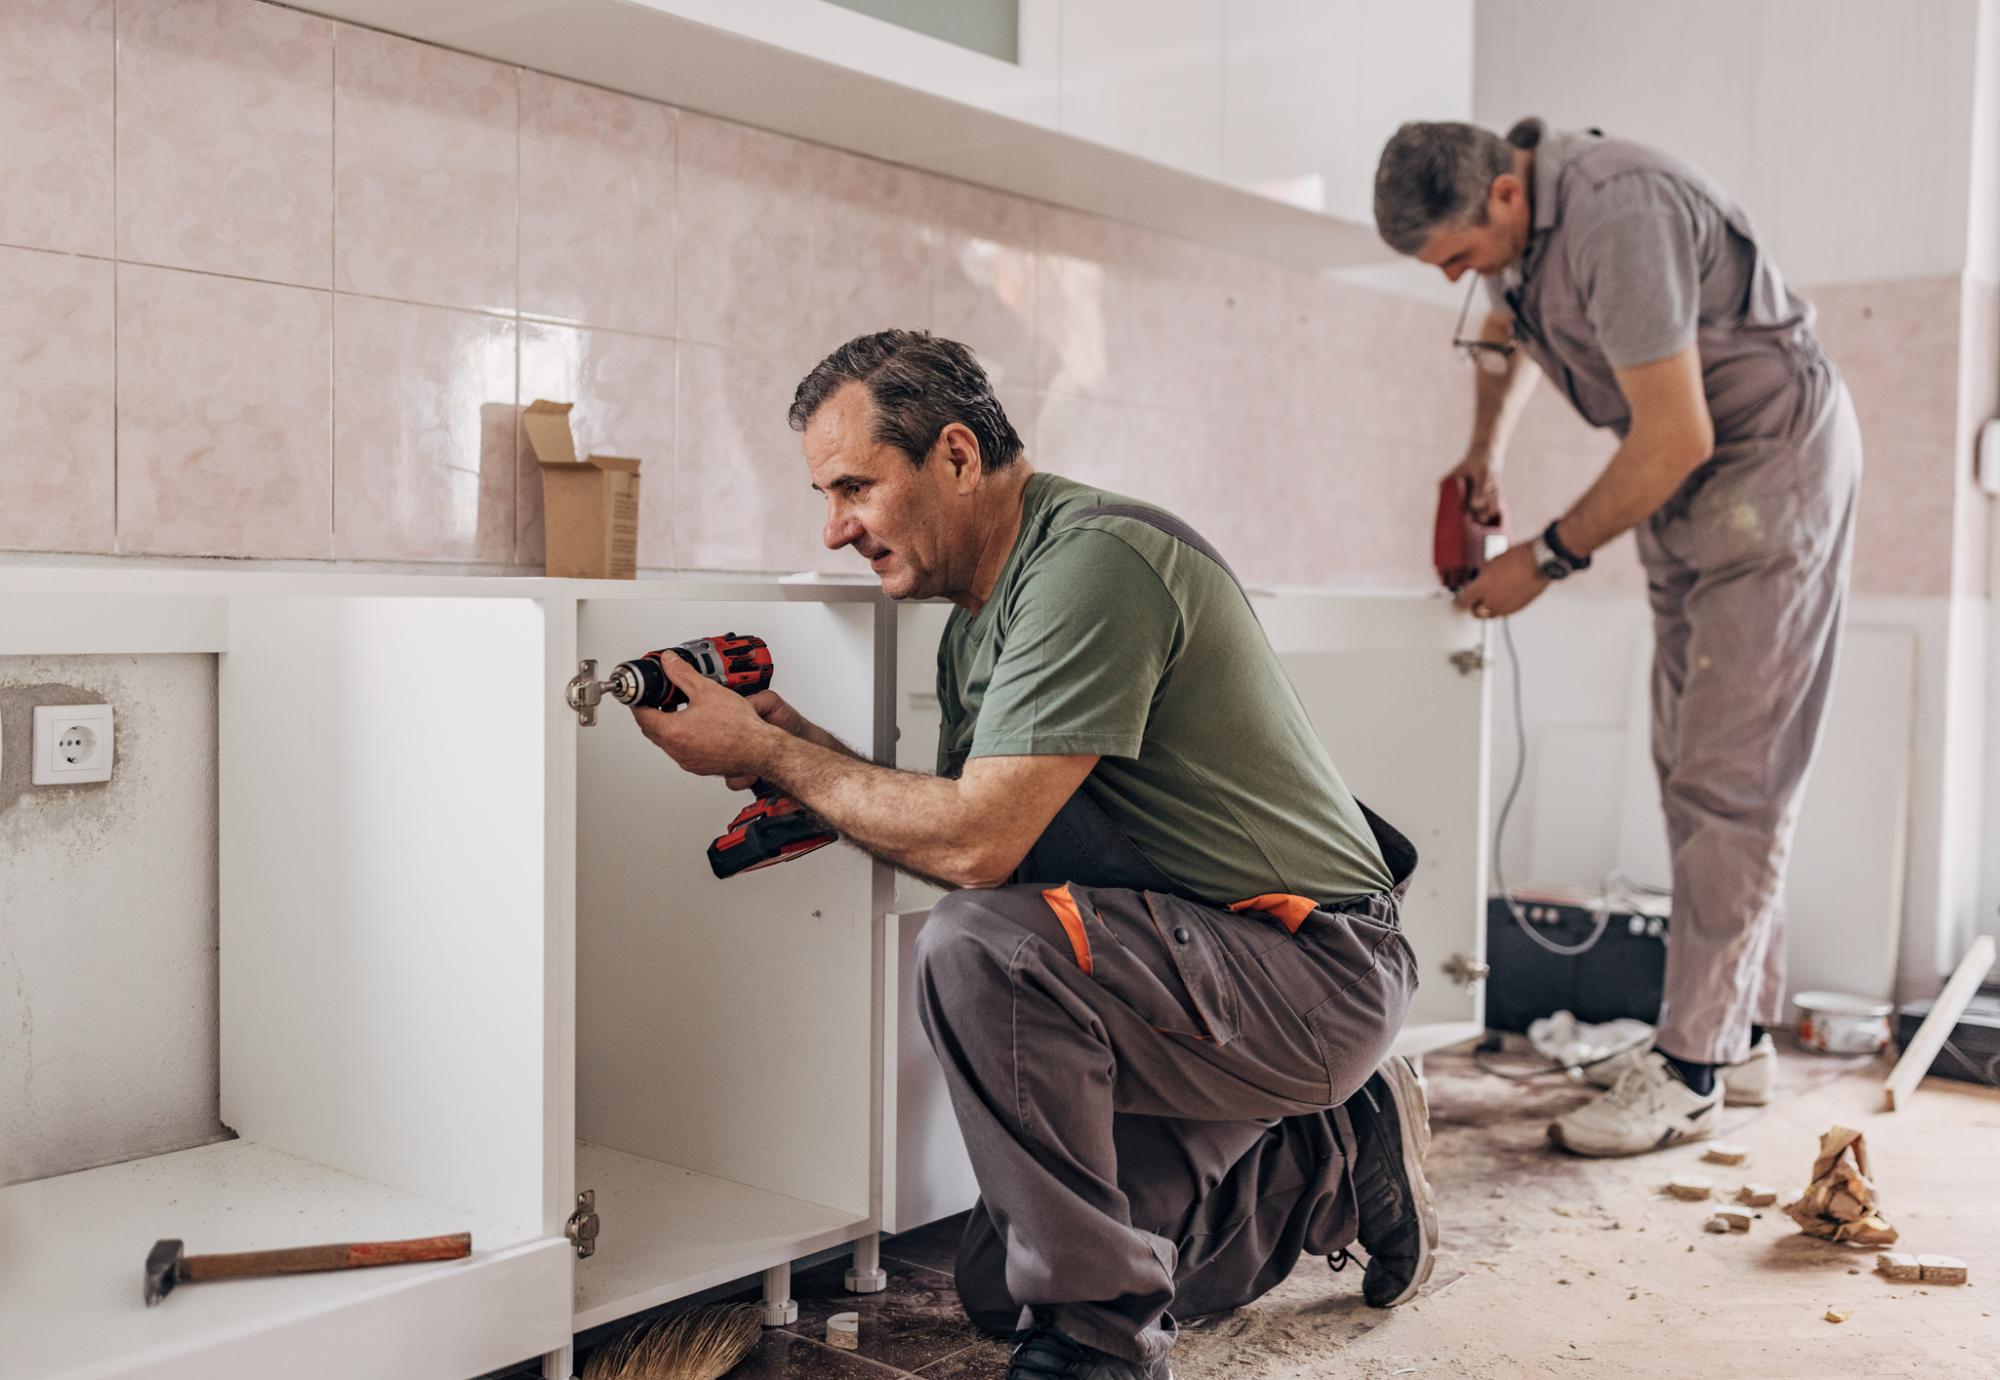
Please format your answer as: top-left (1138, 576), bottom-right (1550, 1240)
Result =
top-left (32, 703), bottom-right (114, 785)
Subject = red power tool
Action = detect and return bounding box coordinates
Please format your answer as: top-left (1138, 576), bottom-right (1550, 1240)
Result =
top-left (604, 633), bottom-right (839, 879)
top-left (1433, 474), bottom-right (1509, 592)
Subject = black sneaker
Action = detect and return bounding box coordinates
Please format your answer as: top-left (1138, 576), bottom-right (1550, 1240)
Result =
top-left (1342, 1054), bottom-right (1439, 1307)
top-left (1007, 1322), bottom-right (1170, 1379)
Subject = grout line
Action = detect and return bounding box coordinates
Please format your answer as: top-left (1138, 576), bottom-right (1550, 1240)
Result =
top-left (109, 0), bottom-right (120, 549)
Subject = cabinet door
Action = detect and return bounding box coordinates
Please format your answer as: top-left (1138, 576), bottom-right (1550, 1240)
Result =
top-left (1255, 592), bottom-right (1490, 1054)
top-left (1060, 0), bottom-right (1224, 177)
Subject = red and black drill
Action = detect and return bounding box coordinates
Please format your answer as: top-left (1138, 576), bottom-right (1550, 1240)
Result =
top-left (1433, 473), bottom-right (1510, 592)
top-left (601, 633), bottom-right (838, 879)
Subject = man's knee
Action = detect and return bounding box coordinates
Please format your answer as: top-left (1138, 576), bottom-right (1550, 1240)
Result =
top-left (912, 888), bottom-right (1025, 1003)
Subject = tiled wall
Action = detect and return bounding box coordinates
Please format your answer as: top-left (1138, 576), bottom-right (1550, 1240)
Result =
top-left (0, 0), bottom-right (1986, 598)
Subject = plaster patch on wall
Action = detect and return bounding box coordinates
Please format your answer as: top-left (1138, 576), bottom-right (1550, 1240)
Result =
top-left (0, 654), bottom-right (226, 1186)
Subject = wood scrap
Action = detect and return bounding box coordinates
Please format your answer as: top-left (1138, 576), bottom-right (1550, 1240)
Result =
top-left (1918, 1256), bottom-right (1968, 1285)
top-left (1703, 1142), bottom-right (1748, 1166)
top-left (1736, 1184), bottom-right (1778, 1208)
top-left (1783, 1126), bottom-right (1898, 1246)
top-left (1884, 934), bottom-right (1995, 1110)
top-left (1876, 1252), bottom-right (1922, 1282)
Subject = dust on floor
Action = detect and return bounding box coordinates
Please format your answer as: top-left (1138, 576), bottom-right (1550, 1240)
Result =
top-left (1172, 1038), bottom-right (2000, 1379)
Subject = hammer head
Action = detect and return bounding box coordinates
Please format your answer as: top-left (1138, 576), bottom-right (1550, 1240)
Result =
top-left (145, 1239), bottom-right (184, 1306)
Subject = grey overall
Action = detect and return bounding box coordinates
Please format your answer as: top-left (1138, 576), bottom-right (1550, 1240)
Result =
top-left (914, 507), bottom-right (1419, 1369)
top-left (1493, 122), bottom-right (1863, 1065)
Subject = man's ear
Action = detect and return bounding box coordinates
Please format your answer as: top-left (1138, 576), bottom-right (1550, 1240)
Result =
top-left (936, 423), bottom-right (984, 493)
top-left (1491, 172), bottom-right (1524, 217)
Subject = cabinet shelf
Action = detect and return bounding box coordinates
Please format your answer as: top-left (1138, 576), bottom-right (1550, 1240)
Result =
top-left (0, 1139), bottom-right (567, 1380)
top-left (572, 1142), bottom-right (869, 1330)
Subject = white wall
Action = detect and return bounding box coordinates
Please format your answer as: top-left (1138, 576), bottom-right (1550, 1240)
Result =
top-left (1474, 0), bottom-right (1985, 288)
top-left (1968, 0), bottom-right (2000, 285)
top-left (0, 655), bottom-right (224, 1185)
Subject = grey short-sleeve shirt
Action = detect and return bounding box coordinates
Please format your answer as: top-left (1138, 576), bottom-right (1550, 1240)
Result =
top-left (1487, 120), bottom-right (1820, 442)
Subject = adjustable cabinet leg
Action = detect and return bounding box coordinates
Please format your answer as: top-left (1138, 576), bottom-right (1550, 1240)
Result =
top-left (540, 1342), bottom-right (575, 1379)
top-left (846, 1232), bottom-right (888, 1293)
top-left (761, 1261), bottom-right (798, 1326)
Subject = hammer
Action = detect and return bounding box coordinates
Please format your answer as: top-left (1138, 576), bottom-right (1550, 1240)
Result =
top-left (144, 1231), bottom-right (472, 1305)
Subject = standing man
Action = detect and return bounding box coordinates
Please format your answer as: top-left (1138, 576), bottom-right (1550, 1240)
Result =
top-left (1373, 120), bottom-right (1861, 1156)
top-left (631, 330), bottom-right (1439, 1379)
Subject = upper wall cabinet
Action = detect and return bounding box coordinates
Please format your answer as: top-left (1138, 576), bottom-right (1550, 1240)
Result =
top-left (292, 0), bottom-right (1471, 269)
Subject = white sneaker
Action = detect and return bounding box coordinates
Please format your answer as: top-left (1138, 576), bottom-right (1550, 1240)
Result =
top-left (1584, 1032), bottom-right (1777, 1108)
top-left (1549, 1052), bottom-right (1723, 1157)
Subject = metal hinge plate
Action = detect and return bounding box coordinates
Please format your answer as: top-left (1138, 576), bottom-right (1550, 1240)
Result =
top-left (1443, 951), bottom-right (1491, 987)
top-left (566, 1189), bottom-right (600, 1259)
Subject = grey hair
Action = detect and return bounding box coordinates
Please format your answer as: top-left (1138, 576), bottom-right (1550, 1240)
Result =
top-left (1373, 121), bottom-right (1519, 255)
top-left (789, 329), bottom-right (1023, 471)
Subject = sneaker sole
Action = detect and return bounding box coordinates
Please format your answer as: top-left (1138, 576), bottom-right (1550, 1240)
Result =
top-left (1545, 1114), bottom-right (1717, 1158)
top-left (1372, 1055), bottom-right (1439, 1306)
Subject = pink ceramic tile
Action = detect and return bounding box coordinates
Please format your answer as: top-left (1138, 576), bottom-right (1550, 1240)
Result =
top-left (519, 72), bottom-right (676, 337)
top-left (1214, 251), bottom-right (1328, 430)
top-left (333, 296), bottom-right (515, 562)
top-left (117, 263), bottom-right (332, 558)
top-left (518, 323), bottom-right (678, 569)
top-left (807, 148), bottom-right (933, 353)
top-left (932, 178), bottom-right (1037, 390)
top-left (1813, 276), bottom-right (1962, 443)
top-left (0, 0), bottom-right (114, 255)
top-left (0, 245), bottom-right (113, 551)
top-left (116, 0), bottom-right (333, 286)
top-left (675, 113), bottom-right (815, 360)
top-left (1851, 434), bottom-right (1957, 598)
top-left (1032, 204), bottom-right (1133, 400)
top-left (674, 342), bottom-right (825, 574)
top-left (334, 25), bottom-right (516, 312)
top-left (1122, 231), bottom-right (1229, 414)
top-left (1034, 392), bottom-right (1133, 494)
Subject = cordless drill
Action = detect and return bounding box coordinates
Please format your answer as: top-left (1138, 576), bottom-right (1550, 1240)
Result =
top-left (1433, 473), bottom-right (1510, 592)
top-left (602, 633), bottom-right (839, 879)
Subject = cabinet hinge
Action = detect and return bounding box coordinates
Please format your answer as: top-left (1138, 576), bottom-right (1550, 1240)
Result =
top-left (566, 1189), bottom-right (601, 1259)
top-left (1443, 951), bottom-right (1491, 987)
top-left (565, 660), bottom-right (603, 727)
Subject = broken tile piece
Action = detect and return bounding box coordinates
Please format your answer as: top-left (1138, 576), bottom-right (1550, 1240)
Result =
top-left (1918, 1256), bottom-right (1969, 1285)
top-left (1668, 1175), bottom-right (1714, 1201)
top-left (1714, 1208), bottom-right (1753, 1232)
top-left (1704, 1215), bottom-right (1731, 1233)
top-left (1737, 1185), bottom-right (1779, 1207)
top-left (1876, 1252), bottom-right (1922, 1282)
top-left (1825, 1307), bottom-right (1850, 1323)
top-left (1703, 1142), bottom-right (1748, 1166)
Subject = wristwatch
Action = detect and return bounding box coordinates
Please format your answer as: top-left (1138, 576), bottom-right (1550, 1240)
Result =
top-left (1532, 521), bottom-right (1592, 580)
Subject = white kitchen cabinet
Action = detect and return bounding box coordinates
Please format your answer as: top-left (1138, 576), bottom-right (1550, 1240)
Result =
top-left (1060, 0), bottom-right (1225, 178)
top-left (0, 568), bottom-right (891, 1380)
top-left (2, 571), bottom-right (1487, 1374)
top-left (1222, 0), bottom-right (1475, 219)
top-left (882, 590), bottom-right (1492, 1238)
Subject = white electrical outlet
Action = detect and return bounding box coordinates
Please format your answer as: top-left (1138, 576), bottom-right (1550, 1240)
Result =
top-left (32, 703), bottom-right (114, 785)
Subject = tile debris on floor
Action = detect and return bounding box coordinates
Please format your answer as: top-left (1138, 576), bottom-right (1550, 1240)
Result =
top-left (493, 1036), bottom-right (2000, 1378)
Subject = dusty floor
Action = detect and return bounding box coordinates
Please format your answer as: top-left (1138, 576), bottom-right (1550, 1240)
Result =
top-left (540, 1038), bottom-right (2000, 1379)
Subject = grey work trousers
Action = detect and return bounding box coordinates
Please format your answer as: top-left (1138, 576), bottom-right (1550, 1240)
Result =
top-left (914, 864), bottom-right (1416, 1367)
top-left (1636, 358), bottom-right (1863, 1066)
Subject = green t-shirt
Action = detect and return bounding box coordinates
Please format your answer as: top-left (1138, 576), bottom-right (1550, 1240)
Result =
top-left (936, 473), bottom-right (1393, 905)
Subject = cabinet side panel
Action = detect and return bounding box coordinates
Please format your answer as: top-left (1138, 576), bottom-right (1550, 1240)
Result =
top-left (220, 596), bottom-right (548, 1238)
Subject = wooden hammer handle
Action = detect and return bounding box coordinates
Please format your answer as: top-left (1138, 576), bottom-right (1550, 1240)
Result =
top-left (182, 1232), bottom-right (471, 1281)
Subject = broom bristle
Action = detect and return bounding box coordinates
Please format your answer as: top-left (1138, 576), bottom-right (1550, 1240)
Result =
top-left (582, 1303), bottom-right (764, 1380)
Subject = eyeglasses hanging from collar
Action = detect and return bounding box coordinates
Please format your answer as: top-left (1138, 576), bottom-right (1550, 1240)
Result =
top-left (1450, 275), bottom-right (1517, 377)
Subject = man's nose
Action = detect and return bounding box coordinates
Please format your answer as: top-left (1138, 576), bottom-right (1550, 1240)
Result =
top-left (825, 512), bottom-right (862, 551)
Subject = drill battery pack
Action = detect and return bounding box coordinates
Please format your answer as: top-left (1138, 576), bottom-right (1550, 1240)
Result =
top-left (707, 784), bottom-right (836, 879)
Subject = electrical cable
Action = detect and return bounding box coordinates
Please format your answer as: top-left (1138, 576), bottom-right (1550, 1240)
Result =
top-left (1491, 616), bottom-right (1615, 957)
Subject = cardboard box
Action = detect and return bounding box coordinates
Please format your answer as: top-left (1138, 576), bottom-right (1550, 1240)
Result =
top-left (522, 399), bottom-right (641, 579)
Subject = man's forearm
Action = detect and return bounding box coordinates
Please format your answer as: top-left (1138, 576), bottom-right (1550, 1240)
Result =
top-left (1556, 425), bottom-right (1711, 555)
top-left (750, 728), bottom-right (995, 886)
